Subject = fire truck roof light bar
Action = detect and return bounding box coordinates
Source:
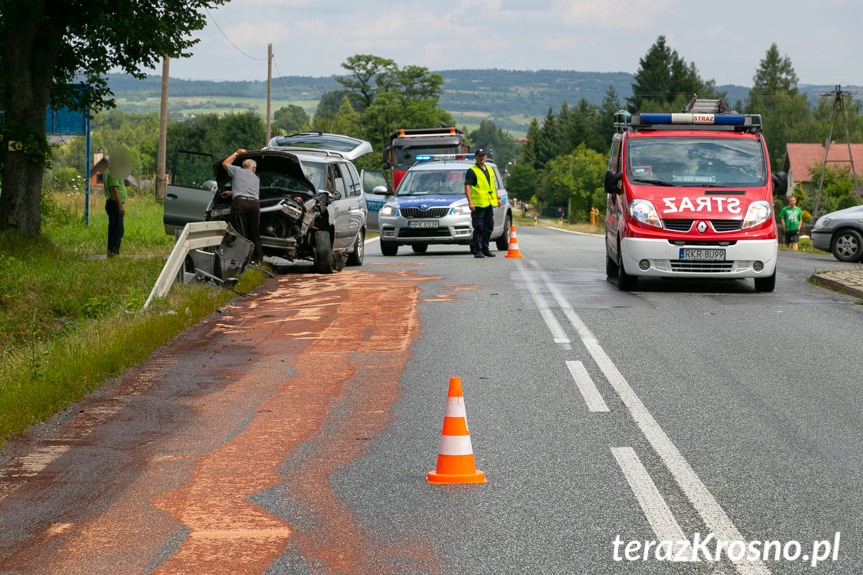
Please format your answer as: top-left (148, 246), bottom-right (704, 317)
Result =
top-left (639, 113), bottom-right (749, 126)
top-left (614, 110), bottom-right (763, 132)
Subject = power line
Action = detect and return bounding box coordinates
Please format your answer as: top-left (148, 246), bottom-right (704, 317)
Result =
top-left (205, 7), bottom-right (265, 61)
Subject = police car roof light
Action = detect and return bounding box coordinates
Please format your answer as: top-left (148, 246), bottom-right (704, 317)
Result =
top-left (415, 153), bottom-right (475, 163)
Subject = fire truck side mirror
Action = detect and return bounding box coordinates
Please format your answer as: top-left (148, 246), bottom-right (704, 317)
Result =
top-left (771, 171), bottom-right (788, 196)
top-left (604, 170), bottom-right (622, 195)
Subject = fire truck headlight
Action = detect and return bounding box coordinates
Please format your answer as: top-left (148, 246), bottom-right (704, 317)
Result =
top-left (629, 199), bottom-right (662, 228)
top-left (742, 201), bottom-right (772, 228)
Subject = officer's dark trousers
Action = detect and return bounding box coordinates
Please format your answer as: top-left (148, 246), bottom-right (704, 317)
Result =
top-left (471, 206), bottom-right (494, 255)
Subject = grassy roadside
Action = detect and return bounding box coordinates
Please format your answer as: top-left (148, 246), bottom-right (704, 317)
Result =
top-left (0, 191), bottom-right (268, 447)
top-left (513, 211), bottom-right (605, 235)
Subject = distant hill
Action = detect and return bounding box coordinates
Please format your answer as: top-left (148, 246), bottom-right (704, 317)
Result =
top-left (107, 72), bottom-right (855, 134)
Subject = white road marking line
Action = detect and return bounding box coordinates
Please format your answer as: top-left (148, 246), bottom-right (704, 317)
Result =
top-left (516, 261), bottom-right (571, 350)
top-left (537, 269), bottom-right (771, 575)
top-left (566, 360), bottom-right (610, 412)
top-left (611, 447), bottom-right (691, 562)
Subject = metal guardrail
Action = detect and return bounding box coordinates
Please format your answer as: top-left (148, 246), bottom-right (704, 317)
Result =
top-left (143, 221), bottom-right (229, 310)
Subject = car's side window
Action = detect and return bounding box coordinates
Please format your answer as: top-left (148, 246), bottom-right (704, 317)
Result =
top-left (342, 163), bottom-right (361, 197)
top-left (332, 164), bottom-right (348, 197)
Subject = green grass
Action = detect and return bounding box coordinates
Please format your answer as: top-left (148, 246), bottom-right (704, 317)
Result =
top-left (513, 211), bottom-right (604, 235)
top-left (0, 191), bottom-right (268, 445)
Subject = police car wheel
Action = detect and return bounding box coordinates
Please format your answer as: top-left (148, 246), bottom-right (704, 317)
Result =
top-left (381, 240), bottom-right (398, 256)
top-left (411, 244), bottom-right (428, 254)
top-left (495, 215), bottom-right (512, 251)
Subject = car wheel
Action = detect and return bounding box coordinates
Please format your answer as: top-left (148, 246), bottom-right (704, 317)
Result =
top-left (346, 228), bottom-right (365, 266)
top-left (617, 239), bottom-right (637, 290)
top-left (380, 240), bottom-right (398, 256)
top-left (606, 253), bottom-right (618, 279)
top-left (754, 271), bottom-right (776, 292)
top-left (313, 230), bottom-right (334, 273)
top-left (411, 244), bottom-right (428, 254)
top-left (495, 214), bottom-right (512, 251)
top-left (831, 229), bottom-right (863, 262)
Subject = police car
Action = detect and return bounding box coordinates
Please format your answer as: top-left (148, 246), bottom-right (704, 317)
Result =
top-left (376, 155), bottom-right (512, 255)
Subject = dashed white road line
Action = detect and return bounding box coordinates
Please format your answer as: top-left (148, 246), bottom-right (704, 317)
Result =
top-left (527, 263), bottom-right (771, 575)
top-left (611, 446), bottom-right (692, 562)
top-left (565, 360), bottom-right (609, 412)
top-left (516, 262), bottom-right (571, 350)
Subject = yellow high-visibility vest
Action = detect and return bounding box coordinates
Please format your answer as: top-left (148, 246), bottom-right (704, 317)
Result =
top-left (469, 164), bottom-right (499, 208)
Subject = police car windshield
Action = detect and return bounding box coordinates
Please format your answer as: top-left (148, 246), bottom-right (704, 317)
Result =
top-left (627, 137), bottom-right (767, 187)
top-left (397, 169), bottom-right (465, 196)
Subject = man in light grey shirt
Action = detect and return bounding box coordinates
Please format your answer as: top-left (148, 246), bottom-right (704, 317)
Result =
top-left (221, 148), bottom-right (263, 260)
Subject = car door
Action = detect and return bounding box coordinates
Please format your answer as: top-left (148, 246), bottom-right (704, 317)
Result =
top-left (361, 168), bottom-right (388, 232)
top-left (163, 151), bottom-right (217, 235)
top-left (342, 161), bottom-right (366, 242)
top-left (492, 164), bottom-right (508, 235)
top-left (328, 162), bottom-right (355, 250)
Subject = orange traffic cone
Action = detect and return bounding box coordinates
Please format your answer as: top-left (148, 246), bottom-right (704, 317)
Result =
top-left (505, 226), bottom-right (522, 259)
top-left (427, 377), bottom-right (486, 485)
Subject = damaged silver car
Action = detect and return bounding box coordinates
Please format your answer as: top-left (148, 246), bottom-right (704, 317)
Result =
top-left (164, 133), bottom-right (379, 273)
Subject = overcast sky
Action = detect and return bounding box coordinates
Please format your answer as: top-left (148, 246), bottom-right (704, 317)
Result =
top-left (159, 0), bottom-right (863, 88)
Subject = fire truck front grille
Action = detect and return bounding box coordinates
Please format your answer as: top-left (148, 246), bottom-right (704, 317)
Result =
top-left (663, 219), bottom-right (693, 232)
top-left (669, 261), bottom-right (735, 273)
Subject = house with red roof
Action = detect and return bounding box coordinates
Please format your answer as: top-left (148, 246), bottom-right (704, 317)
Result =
top-left (782, 143), bottom-right (863, 197)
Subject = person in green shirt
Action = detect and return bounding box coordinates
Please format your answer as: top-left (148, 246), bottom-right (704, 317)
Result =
top-left (779, 196), bottom-right (803, 251)
top-left (103, 152), bottom-right (130, 257)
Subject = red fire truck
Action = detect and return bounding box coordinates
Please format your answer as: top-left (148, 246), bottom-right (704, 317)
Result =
top-left (383, 126), bottom-right (466, 190)
top-left (604, 97), bottom-right (787, 292)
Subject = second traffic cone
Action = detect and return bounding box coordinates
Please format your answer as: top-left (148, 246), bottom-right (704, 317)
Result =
top-left (427, 377), bottom-right (486, 485)
top-left (505, 225), bottom-right (522, 258)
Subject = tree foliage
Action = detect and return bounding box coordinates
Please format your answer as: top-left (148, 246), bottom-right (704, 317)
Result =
top-left (272, 105), bottom-right (310, 135)
top-left (326, 54), bottom-right (452, 159)
top-left (0, 0), bottom-right (227, 236)
top-left (469, 120), bottom-right (518, 167)
top-left (627, 36), bottom-right (721, 111)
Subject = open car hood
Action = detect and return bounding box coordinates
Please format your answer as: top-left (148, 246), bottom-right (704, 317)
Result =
top-left (265, 132), bottom-right (373, 161)
top-left (214, 150), bottom-right (318, 193)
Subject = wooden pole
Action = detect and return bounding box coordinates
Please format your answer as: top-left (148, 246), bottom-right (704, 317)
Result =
top-left (156, 55), bottom-right (170, 202)
top-left (266, 43), bottom-right (272, 144)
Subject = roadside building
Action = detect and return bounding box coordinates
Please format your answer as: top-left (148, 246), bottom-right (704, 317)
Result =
top-left (783, 143), bottom-right (863, 197)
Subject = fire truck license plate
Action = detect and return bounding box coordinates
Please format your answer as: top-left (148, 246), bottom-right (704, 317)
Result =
top-left (408, 220), bottom-right (438, 229)
top-left (679, 248), bottom-right (725, 261)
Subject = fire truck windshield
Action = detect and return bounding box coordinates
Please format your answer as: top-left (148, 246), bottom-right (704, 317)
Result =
top-left (394, 145), bottom-right (462, 168)
top-left (626, 137), bottom-right (767, 188)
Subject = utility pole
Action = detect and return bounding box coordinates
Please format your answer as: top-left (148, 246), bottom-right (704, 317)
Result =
top-left (813, 85), bottom-right (861, 215)
top-left (156, 56), bottom-right (170, 202)
top-left (266, 43), bottom-right (272, 144)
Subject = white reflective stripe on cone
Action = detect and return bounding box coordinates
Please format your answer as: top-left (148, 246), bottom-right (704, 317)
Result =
top-left (444, 397), bottom-right (467, 418)
top-left (438, 434), bottom-right (475, 456)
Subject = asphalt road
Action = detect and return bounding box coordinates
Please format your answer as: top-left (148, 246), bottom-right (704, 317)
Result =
top-left (1, 227), bottom-right (861, 575)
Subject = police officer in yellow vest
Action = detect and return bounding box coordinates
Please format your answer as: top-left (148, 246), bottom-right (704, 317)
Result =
top-left (464, 149), bottom-right (500, 258)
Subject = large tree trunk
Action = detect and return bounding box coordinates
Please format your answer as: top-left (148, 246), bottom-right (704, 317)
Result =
top-left (0, 0), bottom-right (62, 237)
